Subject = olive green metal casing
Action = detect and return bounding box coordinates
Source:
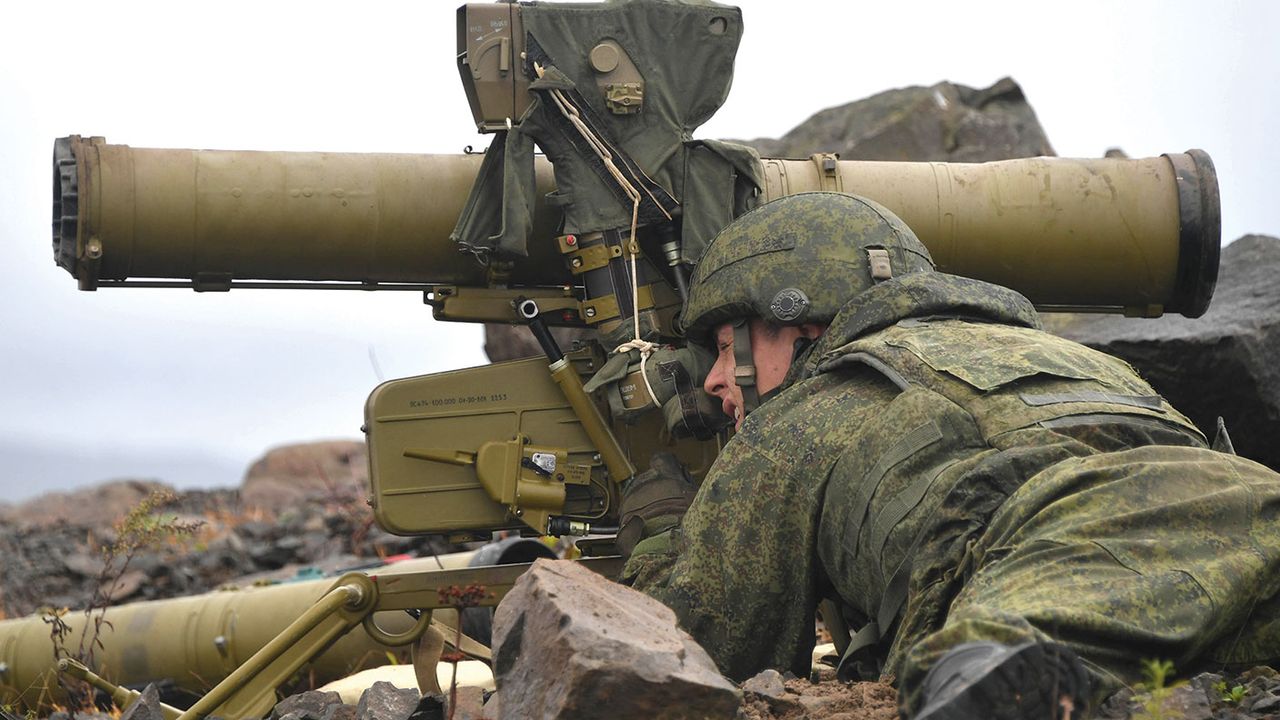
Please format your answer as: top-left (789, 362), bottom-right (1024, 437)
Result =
top-left (53, 136), bottom-right (564, 294)
top-left (54, 137), bottom-right (1218, 318)
top-left (762, 152), bottom-right (1219, 317)
top-left (365, 351), bottom-right (717, 536)
top-left (0, 555), bottom-right (477, 712)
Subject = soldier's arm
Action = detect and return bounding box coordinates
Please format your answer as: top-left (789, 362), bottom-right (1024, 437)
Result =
top-left (621, 432), bottom-right (826, 680)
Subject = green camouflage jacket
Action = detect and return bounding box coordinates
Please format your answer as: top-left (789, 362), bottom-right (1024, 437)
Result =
top-left (623, 271), bottom-right (1207, 681)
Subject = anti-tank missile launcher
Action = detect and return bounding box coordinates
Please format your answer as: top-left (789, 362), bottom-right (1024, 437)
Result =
top-left (12, 0), bottom-right (1221, 716)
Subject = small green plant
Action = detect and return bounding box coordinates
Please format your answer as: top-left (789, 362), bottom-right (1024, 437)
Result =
top-left (1213, 679), bottom-right (1247, 705)
top-left (1134, 658), bottom-right (1186, 720)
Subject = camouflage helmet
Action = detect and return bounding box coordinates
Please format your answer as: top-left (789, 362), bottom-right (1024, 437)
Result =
top-left (680, 192), bottom-right (935, 343)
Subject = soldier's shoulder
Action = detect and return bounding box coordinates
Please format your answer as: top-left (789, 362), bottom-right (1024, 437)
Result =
top-left (732, 370), bottom-right (896, 468)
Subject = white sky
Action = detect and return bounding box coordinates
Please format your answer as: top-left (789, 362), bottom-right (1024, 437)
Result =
top-left (1, 0), bottom-right (1276, 500)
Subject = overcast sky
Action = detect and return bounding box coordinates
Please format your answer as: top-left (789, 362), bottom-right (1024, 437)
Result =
top-left (1, 1), bottom-right (1276, 501)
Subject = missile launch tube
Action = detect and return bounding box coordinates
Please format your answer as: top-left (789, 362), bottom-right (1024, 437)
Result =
top-left (52, 136), bottom-right (567, 292)
top-left (760, 152), bottom-right (1219, 317)
top-left (0, 554), bottom-right (475, 711)
top-left (52, 136), bottom-right (1219, 317)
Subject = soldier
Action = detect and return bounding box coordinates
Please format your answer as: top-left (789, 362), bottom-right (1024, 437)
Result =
top-left (619, 192), bottom-right (1280, 719)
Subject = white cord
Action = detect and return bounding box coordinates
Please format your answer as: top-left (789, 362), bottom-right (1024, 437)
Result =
top-left (535, 63), bottom-right (664, 408)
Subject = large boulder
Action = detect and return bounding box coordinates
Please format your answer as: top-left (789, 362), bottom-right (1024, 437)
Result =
top-left (241, 440), bottom-right (367, 511)
top-left (491, 559), bottom-right (740, 719)
top-left (0, 478), bottom-right (172, 528)
top-left (1047, 235), bottom-right (1280, 470)
top-left (737, 77), bottom-right (1054, 162)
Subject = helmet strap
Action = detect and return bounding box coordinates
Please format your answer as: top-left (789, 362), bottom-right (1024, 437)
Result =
top-left (731, 318), bottom-right (760, 416)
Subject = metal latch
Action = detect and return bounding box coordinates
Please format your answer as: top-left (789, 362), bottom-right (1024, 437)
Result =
top-left (605, 83), bottom-right (644, 114)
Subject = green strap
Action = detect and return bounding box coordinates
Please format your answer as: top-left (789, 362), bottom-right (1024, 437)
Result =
top-left (835, 502), bottom-right (940, 682)
top-left (1020, 391), bottom-right (1163, 410)
top-left (815, 351), bottom-right (912, 391)
top-left (835, 621), bottom-right (882, 681)
top-left (732, 318), bottom-right (759, 413)
top-left (869, 457), bottom-right (963, 569)
top-left (845, 420), bottom-right (943, 561)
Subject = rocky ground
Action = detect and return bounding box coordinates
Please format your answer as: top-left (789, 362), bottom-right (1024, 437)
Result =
top-left (4, 472), bottom-right (1279, 720)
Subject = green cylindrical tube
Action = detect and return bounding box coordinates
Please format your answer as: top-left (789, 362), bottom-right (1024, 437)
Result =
top-left (0, 554), bottom-right (474, 712)
top-left (760, 152), bottom-right (1219, 317)
top-left (53, 136), bottom-right (566, 291)
top-left (52, 136), bottom-right (1219, 317)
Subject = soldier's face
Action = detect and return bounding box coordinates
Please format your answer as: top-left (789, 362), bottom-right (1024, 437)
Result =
top-left (704, 319), bottom-right (808, 431)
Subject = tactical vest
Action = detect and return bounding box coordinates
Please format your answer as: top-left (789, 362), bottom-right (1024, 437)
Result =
top-left (810, 317), bottom-right (1206, 678)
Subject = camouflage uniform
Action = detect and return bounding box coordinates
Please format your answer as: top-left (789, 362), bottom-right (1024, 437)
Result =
top-left (624, 270), bottom-right (1280, 714)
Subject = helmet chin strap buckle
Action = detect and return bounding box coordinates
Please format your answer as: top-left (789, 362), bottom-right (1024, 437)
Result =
top-left (732, 318), bottom-right (760, 415)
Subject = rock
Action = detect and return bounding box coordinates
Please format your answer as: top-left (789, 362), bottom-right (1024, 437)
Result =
top-left (1242, 665), bottom-right (1280, 682)
top-left (483, 324), bottom-right (591, 364)
top-left (1249, 693), bottom-right (1280, 713)
top-left (1150, 685), bottom-right (1213, 720)
top-left (62, 551), bottom-right (104, 578)
top-left (324, 706), bottom-right (358, 720)
top-left (491, 558), bottom-right (741, 719)
top-left (445, 687), bottom-right (486, 720)
top-left (241, 440), bottom-right (368, 511)
top-left (1047, 235), bottom-right (1280, 471)
top-left (2, 479), bottom-right (174, 529)
top-left (355, 681), bottom-right (421, 720)
top-left (1189, 672), bottom-right (1228, 702)
top-left (479, 691), bottom-right (499, 720)
top-left (736, 77), bottom-right (1053, 163)
top-left (271, 690), bottom-right (346, 720)
top-left (118, 684), bottom-right (165, 720)
top-left (102, 569), bottom-right (148, 602)
top-left (1096, 687), bottom-right (1136, 719)
top-left (740, 668), bottom-right (802, 716)
top-left (741, 669), bottom-right (788, 700)
top-left (406, 694), bottom-right (445, 720)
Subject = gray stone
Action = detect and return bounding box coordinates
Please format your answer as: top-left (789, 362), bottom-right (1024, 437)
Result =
top-left (1096, 687), bottom-right (1136, 719)
top-left (118, 684), bottom-right (165, 720)
top-left (741, 669), bottom-right (787, 700)
top-left (322, 706), bottom-right (357, 720)
top-left (735, 77), bottom-right (1053, 163)
top-left (1249, 693), bottom-right (1280, 713)
top-left (479, 691), bottom-right (499, 720)
top-left (1048, 235), bottom-right (1280, 471)
top-left (1152, 685), bottom-right (1213, 720)
top-left (355, 681), bottom-right (421, 720)
top-left (272, 690), bottom-right (345, 720)
top-left (62, 552), bottom-right (104, 577)
top-left (406, 694), bottom-right (444, 720)
top-left (1189, 672), bottom-right (1228, 703)
top-left (491, 559), bottom-right (741, 719)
